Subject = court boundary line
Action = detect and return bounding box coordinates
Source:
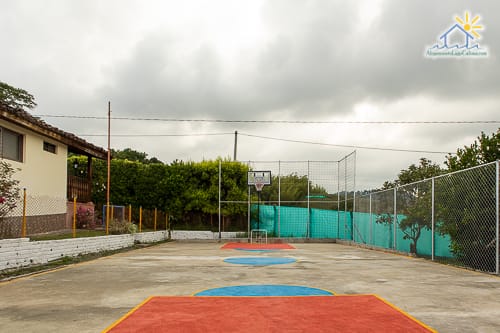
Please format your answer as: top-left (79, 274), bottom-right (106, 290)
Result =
top-left (371, 294), bottom-right (438, 333)
top-left (101, 296), bottom-right (154, 333)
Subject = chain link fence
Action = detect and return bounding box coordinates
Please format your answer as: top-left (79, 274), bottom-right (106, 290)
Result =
top-left (0, 190), bottom-right (67, 238)
top-left (0, 193), bottom-right (172, 239)
top-left (353, 161), bottom-right (499, 274)
top-left (220, 152), bottom-right (356, 238)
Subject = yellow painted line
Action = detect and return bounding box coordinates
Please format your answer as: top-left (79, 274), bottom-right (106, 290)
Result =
top-left (0, 258), bottom-right (100, 285)
top-left (1, 242), bottom-right (173, 285)
top-left (0, 266), bottom-right (70, 285)
top-left (371, 294), bottom-right (438, 333)
top-left (101, 296), bottom-right (154, 333)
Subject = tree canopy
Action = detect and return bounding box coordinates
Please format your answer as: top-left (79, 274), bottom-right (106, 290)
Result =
top-left (111, 148), bottom-right (163, 164)
top-left (0, 81), bottom-right (37, 110)
top-left (445, 129), bottom-right (500, 171)
top-left (381, 157), bottom-right (443, 190)
top-left (377, 158), bottom-right (442, 254)
top-left (72, 153), bottom-right (249, 230)
top-left (376, 129), bottom-right (499, 260)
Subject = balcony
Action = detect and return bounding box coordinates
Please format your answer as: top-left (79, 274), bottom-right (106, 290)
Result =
top-left (67, 175), bottom-right (92, 202)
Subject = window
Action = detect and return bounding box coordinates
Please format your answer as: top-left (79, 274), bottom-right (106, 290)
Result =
top-left (0, 127), bottom-right (24, 162)
top-left (43, 141), bottom-right (57, 154)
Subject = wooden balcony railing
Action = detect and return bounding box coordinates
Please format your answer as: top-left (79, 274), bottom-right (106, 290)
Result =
top-left (67, 175), bottom-right (92, 202)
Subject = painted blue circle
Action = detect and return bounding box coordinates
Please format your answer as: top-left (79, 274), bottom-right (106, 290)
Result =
top-left (195, 284), bottom-right (333, 296)
top-left (224, 257), bottom-right (296, 266)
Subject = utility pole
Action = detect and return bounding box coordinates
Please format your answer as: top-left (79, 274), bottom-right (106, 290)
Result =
top-left (106, 101), bottom-right (111, 235)
top-left (233, 130), bottom-right (238, 161)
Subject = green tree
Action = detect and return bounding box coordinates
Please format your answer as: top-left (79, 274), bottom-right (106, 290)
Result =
top-left (377, 158), bottom-right (443, 255)
top-left (438, 129), bottom-right (499, 271)
top-left (112, 148), bottom-right (163, 164)
top-left (382, 158), bottom-right (443, 189)
top-left (434, 165), bottom-right (496, 271)
top-left (0, 81), bottom-right (37, 110)
top-left (80, 152), bottom-right (249, 230)
top-left (445, 129), bottom-right (500, 171)
top-left (259, 173), bottom-right (328, 206)
top-left (0, 161), bottom-right (21, 220)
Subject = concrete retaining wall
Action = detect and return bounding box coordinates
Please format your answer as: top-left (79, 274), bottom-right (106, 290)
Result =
top-left (0, 231), bottom-right (169, 271)
top-left (171, 230), bottom-right (239, 240)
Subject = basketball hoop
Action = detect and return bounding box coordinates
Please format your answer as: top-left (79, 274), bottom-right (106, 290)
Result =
top-left (247, 171), bottom-right (271, 188)
top-left (247, 170), bottom-right (272, 231)
top-left (255, 182), bottom-right (265, 192)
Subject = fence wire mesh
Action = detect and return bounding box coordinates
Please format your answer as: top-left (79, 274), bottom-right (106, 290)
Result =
top-left (353, 161), bottom-right (499, 274)
top-left (0, 191), bottom-right (67, 238)
top-left (434, 162), bottom-right (498, 272)
top-left (221, 152), bottom-right (356, 238)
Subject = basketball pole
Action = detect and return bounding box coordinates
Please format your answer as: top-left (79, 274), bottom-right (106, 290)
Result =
top-left (257, 190), bottom-right (261, 230)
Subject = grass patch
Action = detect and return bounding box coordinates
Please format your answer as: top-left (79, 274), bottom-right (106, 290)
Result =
top-left (0, 240), bottom-right (170, 281)
top-left (30, 229), bottom-right (107, 241)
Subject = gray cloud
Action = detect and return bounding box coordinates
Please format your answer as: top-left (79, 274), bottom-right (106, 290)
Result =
top-left (1, 0), bottom-right (499, 189)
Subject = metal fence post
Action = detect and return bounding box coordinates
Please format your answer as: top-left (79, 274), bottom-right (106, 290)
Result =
top-left (345, 158), bottom-right (348, 239)
top-left (21, 188), bottom-right (27, 237)
top-left (337, 160), bottom-right (340, 239)
top-left (307, 160), bottom-right (311, 238)
top-left (139, 206), bottom-right (142, 232)
top-left (353, 151), bottom-right (357, 241)
top-left (218, 160), bottom-right (221, 240)
top-left (154, 208), bottom-right (157, 231)
top-left (496, 160), bottom-right (499, 275)
top-left (278, 160), bottom-right (281, 238)
top-left (369, 193), bottom-right (372, 245)
top-left (393, 187), bottom-right (397, 250)
top-left (431, 177), bottom-right (435, 261)
top-left (247, 161), bottom-right (251, 241)
top-left (73, 196), bottom-right (77, 238)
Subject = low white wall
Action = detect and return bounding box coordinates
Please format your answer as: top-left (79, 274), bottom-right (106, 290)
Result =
top-left (0, 231), bottom-right (168, 271)
top-left (171, 230), bottom-right (239, 240)
top-left (134, 231), bottom-right (168, 243)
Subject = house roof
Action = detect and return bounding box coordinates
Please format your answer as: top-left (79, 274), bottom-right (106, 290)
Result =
top-left (0, 103), bottom-right (107, 159)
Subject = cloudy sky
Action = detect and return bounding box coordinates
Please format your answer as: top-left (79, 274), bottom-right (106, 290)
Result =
top-left (1, 0), bottom-right (499, 190)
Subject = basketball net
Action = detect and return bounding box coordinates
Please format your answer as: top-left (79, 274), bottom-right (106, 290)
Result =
top-left (255, 182), bottom-right (264, 192)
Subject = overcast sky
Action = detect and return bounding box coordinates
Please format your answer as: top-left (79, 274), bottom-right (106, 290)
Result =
top-left (1, 0), bottom-right (499, 190)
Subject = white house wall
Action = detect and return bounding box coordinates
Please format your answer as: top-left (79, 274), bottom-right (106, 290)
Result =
top-left (1, 120), bottom-right (68, 215)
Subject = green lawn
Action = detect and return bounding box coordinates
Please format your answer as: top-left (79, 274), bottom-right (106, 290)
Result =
top-left (28, 228), bottom-right (164, 241)
top-left (29, 229), bottom-right (107, 241)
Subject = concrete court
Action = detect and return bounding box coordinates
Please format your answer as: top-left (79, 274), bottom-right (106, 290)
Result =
top-left (0, 241), bottom-right (499, 333)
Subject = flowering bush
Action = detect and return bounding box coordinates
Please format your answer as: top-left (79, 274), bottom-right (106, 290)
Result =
top-left (76, 206), bottom-right (96, 229)
top-left (0, 161), bottom-right (20, 219)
